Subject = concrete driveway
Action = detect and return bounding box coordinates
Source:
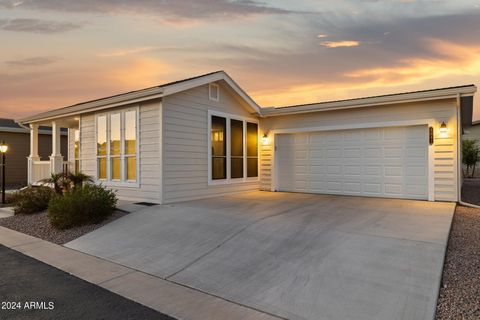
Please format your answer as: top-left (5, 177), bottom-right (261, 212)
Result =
top-left (66, 191), bottom-right (455, 320)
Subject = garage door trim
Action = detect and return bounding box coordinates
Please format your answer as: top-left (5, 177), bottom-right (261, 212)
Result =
top-left (270, 119), bottom-right (435, 201)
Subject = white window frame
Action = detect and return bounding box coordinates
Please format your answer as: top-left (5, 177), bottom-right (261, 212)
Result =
top-left (209, 83), bottom-right (219, 101)
top-left (73, 122), bottom-right (81, 174)
top-left (208, 110), bottom-right (259, 185)
top-left (95, 106), bottom-right (140, 188)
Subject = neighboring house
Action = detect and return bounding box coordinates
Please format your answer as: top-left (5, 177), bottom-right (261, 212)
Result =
top-left (0, 119), bottom-right (67, 188)
top-left (17, 71), bottom-right (477, 203)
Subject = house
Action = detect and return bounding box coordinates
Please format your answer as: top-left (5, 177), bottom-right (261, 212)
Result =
top-left (17, 71), bottom-right (477, 203)
top-left (0, 119), bottom-right (67, 188)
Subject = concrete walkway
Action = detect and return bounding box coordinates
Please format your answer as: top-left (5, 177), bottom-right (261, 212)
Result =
top-left (0, 226), bottom-right (281, 320)
top-left (66, 192), bottom-right (455, 320)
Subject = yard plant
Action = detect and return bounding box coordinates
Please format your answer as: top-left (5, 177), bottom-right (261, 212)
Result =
top-left (48, 184), bottom-right (117, 230)
top-left (11, 186), bottom-right (55, 215)
top-left (462, 139), bottom-right (480, 178)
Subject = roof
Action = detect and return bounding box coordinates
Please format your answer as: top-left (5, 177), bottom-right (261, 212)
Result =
top-left (0, 118), bottom-right (67, 134)
top-left (17, 71), bottom-right (261, 124)
top-left (15, 71), bottom-right (478, 123)
top-left (262, 84), bottom-right (477, 116)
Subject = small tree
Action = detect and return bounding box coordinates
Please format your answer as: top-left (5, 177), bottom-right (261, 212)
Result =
top-left (462, 139), bottom-right (480, 178)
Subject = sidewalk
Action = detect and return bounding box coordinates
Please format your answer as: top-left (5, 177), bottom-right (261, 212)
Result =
top-left (0, 226), bottom-right (282, 320)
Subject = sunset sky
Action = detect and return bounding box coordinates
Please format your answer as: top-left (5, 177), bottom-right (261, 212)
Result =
top-left (1, 0), bottom-right (479, 119)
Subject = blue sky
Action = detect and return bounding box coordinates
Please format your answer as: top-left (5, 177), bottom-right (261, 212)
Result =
top-left (1, 0), bottom-right (479, 118)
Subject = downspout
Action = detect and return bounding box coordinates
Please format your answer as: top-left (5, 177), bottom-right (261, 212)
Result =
top-left (457, 93), bottom-right (480, 208)
top-left (456, 93), bottom-right (462, 203)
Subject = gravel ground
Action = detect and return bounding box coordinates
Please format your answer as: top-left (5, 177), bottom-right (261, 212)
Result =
top-left (461, 178), bottom-right (480, 206)
top-left (0, 210), bottom-right (127, 244)
top-left (436, 206), bottom-right (480, 320)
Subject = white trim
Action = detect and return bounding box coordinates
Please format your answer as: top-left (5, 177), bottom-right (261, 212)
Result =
top-left (207, 110), bottom-right (259, 185)
top-left (158, 101), bottom-right (164, 204)
top-left (271, 119), bottom-right (435, 201)
top-left (456, 94), bottom-right (462, 202)
top-left (209, 83), bottom-right (220, 101)
top-left (94, 106), bottom-right (140, 188)
top-left (0, 127), bottom-right (68, 135)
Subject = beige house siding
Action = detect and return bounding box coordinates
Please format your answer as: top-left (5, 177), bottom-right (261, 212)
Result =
top-left (259, 99), bottom-right (459, 202)
top-left (79, 100), bottom-right (162, 202)
top-left (162, 82), bottom-right (259, 203)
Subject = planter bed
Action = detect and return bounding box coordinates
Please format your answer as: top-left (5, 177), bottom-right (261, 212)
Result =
top-left (0, 210), bottom-right (127, 245)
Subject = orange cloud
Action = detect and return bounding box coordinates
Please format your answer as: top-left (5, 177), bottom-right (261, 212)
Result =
top-left (107, 58), bottom-right (173, 89)
top-left (320, 40), bottom-right (360, 48)
top-left (252, 39), bottom-right (480, 106)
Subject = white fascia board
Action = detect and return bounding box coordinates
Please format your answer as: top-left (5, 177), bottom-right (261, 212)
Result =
top-left (261, 86), bottom-right (477, 117)
top-left (17, 90), bottom-right (164, 124)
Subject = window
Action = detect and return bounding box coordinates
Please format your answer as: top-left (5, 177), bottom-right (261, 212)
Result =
top-left (97, 115), bottom-right (107, 180)
top-left (73, 128), bottom-right (80, 173)
top-left (230, 119), bottom-right (243, 179)
top-left (247, 123), bottom-right (258, 177)
top-left (209, 83), bottom-right (219, 101)
top-left (209, 112), bottom-right (258, 183)
top-left (96, 108), bottom-right (138, 184)
top-left (211, 116), bottom-right (226, 180)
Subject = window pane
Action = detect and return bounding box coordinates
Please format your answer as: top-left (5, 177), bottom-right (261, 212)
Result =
top-left (97, 116), bottom-right (107, 156)
top-left (74, 129), bottom-right (80, 158)
top-left (211, 116), bottom-right (226, 156)
top-left (230, 119), bottom-right (243, 157)
top-left (75, 160), bottom-right (80, 174)
top-left (212, 158), bottom-right (226, 180)
top-left (98, 158), bottom-right (107, 179)
top-left (247, 122), bottom-right (258, 156)
top-left (125, 110), bottom-right (136, 154)
top-left (110, 113), bottom-right (121, 156)
top-left (247, 158), bottom-right (258, 177)
top-left (111, 157), bottom-right (121, 180)
top-left (231, 158), bottom-right (243, 179)
top-left (126, 157), bottom-right (136, 181)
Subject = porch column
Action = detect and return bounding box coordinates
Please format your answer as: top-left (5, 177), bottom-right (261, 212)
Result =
top-left (49, 121), bottom-right (63, 174)
top-left (27, 123), bottom-right (40, 184)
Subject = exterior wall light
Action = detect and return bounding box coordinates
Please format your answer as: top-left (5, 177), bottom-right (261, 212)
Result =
top-left (262, 133), bottom-right (269, 145)
top-left (439, 121), bottom-right (448, 135)
top-left (0, 141), bottom-right (8, 153)
top-left (0, 141), bottom-right (8, 204)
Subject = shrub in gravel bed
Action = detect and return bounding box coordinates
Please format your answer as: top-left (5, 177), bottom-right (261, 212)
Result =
top-left (48, 184), bottom-right (117, 230)
top-left (11, 186), bottom-right (55, 215)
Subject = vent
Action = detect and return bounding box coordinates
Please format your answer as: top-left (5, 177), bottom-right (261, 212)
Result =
top-left (209, 83), bottom-right (219, 101)
top-left (134, 202), bottom-right (159, 206)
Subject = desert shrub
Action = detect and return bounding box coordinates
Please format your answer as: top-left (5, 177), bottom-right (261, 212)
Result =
top-left (11, 186), bottom-right (55, 215)
top-left (462, 139), bottom-right (480, 178)
top-left (47, 184), bottom-right (117, 230)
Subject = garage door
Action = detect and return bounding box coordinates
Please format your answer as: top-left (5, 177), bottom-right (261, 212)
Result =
top-left (276, 125), bottom-right (428, 200)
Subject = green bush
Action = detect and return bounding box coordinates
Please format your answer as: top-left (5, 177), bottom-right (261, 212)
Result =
top-left (47, 184), bottom-right (117, 230)
top-left (11, 186), bottom-right (55, 215)
top-left (462, 139), bottom-right (480, 178)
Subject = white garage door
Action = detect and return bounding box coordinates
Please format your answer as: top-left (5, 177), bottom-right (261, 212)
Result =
top-left (276, 125), bottom-right (428, 200)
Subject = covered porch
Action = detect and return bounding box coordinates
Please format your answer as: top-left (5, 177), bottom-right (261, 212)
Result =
top-left (27, 117), bottom-right (79, 184)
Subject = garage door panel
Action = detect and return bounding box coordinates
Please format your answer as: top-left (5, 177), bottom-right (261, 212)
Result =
top-left (276, 125), bottom-right (428, 200)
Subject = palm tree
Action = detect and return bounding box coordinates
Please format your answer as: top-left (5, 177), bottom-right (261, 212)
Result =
top-left (68, 172), bottom-right (93, 188)
top-left (40, 173), bottom-right (65, 195)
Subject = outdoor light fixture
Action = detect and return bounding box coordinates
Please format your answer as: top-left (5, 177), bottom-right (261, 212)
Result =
top-left (0, 141), bottom-right (8, 204)
top-left (439, 121), bottom-right (448, 135)
top-left (0, 142), bottom-right (7, 153)
top-left (262, 133), bottom-right (269, 145)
